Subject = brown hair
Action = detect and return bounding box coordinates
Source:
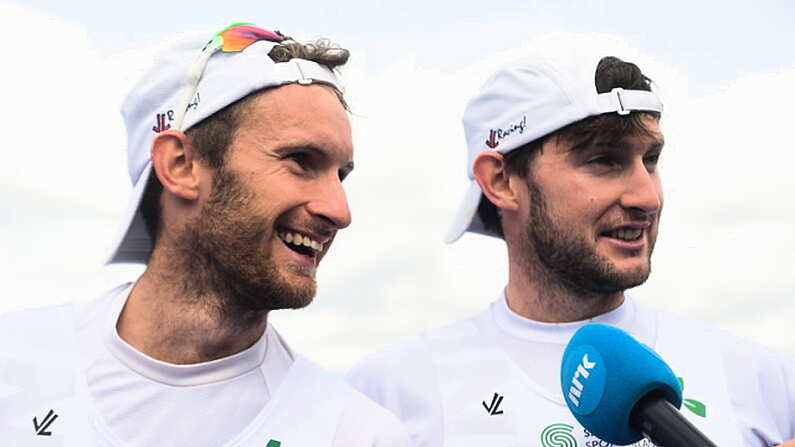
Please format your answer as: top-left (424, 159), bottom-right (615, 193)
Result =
top-left (141, 38), bottom-right (350, 245)
top-left (477, 56), bottom-right (660, 238)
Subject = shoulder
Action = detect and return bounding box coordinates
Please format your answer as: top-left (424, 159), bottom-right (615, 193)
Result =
top-left (347, 333), bottom-right (437, 414)
top-left (335, 388), bottom-right (413, 447)
top-left (348, 316), bottom-right (480, 378)
top-left (0, 283), bottom-right (129, 366)
top-left (348, 334), bottom-right (434, 385)
top-left (347, 336), bottom-right (439, 447)
top-left (647, 303), bottom-right (794, 386)
top-left (285, 355), bottom-right (412, 446)
top-left (347, 325), bottom-right (461, 414)
top-left (648, 303), bottom-right (795, 442)
top-left (715, 328), bottom-right (795, 442)
top-left (0, 302), bottom-right (76, 353)
top-left (346, 319), bottom-right (482, 447)
top-left (0, 282), bottom-right (129, 331)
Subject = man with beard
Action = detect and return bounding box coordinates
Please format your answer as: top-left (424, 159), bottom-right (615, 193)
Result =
top-left (0, 23), bottom-right (408, 446)
top-left (347, 49), bottom-right (795, 446)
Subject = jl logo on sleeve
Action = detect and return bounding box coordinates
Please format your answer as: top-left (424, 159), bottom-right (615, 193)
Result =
top-left (33, 409), bottom-right (59, 436)
top-left (482, 392), bottom-right (505, 416)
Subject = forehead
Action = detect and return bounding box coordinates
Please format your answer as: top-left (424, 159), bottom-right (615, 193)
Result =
top-left (235, 83), bottom-right (352, 159)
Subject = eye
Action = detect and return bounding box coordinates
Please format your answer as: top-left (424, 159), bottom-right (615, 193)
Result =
top-left (286, 152), bottom-right (313, 170)
top-left (587, 154), bottom-right (620, 168)
top-left (643, 152), bottom-right (662, 171)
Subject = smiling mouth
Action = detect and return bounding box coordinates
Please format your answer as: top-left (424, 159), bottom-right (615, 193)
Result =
top-left (601, 227), bottom-right (643, 242)
top-left (277, 230), bottom-right (325, 257)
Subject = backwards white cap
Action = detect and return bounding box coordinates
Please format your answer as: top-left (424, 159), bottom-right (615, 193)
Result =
top-left (445, 51), bottom-right (663, 243)
top-left (109, 26), bottom-right (343, 264)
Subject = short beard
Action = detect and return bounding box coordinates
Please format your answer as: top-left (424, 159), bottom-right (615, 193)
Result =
top-left (172, 167), bottom-right (315, 325)
top-left (522, 179), bottom-right (652, 300)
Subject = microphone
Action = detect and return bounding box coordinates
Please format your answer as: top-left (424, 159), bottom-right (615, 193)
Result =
top-left (559, 323), bottom-right (718, 446)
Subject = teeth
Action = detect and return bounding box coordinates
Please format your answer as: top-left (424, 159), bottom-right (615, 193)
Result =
top-left (278, 231), bottom-right (324, 252)
top-left (607, 228), bottom-right (642, 241)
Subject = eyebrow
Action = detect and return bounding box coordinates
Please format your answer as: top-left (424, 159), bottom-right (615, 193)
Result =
top-left (570, 136), bottom-right (665, 155)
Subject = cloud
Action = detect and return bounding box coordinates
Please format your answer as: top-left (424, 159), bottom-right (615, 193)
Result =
top-left (0, 5), bottom-right (150, 309)
top-left (272, 34), bottom-right (795, 370)
top-left (641, 68), bottom-right (795, 352)
top-left (2, 6), bottom-right (792, 373)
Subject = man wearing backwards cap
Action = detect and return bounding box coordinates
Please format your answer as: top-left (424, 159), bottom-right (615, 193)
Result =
top-left (348, 49), bottom-right (795, 446)
top-left (0, 23), bottom-right (408, 446)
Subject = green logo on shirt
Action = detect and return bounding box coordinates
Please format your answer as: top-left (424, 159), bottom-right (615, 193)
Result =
top-left (540, 423), bottom-right (577, 447)
top-left (677, 377), bottom-right (707, 418)
top-left (266, 441), bottom-right (281, 447)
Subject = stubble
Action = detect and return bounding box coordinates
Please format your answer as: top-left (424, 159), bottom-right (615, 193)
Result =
top-left (173, 167), bottom-right (316, 326)
top-left (522, 178), bottom-right (654, 303)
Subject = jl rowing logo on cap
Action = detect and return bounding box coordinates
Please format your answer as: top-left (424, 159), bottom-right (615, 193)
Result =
top-left (152, 110), bottom-right (175, 133)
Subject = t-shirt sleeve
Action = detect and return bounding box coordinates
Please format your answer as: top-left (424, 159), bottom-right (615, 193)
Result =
top-left (722, 333), bottom-right (795, 445)
top-left (346, 336), bottom-right (443, 447)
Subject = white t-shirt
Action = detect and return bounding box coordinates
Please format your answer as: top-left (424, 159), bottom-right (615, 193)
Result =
top-left (347, 293), bottom-right (795, 447)
top-left (0, 283), bottom-right (409, 446)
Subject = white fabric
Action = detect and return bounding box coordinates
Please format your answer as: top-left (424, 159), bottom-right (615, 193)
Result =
top-left (447, 51), bottom-right (664, 243)
top-left (90, 284), bottom-right (293, 446)
top-left (0, 284), bottom-right (409, 446)
top-left (348, 294), bottom-right (795, 447)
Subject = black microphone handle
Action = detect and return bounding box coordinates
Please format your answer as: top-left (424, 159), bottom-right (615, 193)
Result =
top-left (629, 392), bottom-right (718, 447)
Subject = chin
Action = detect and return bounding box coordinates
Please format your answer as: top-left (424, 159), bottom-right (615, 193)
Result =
top-left (615, 263), bottom-right (652, 289)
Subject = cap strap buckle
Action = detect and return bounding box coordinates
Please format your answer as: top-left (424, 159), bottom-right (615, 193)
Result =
top-left (612, 87), bottom-right (630, 115)
top-left (597, 87), bottom-right (664, 116)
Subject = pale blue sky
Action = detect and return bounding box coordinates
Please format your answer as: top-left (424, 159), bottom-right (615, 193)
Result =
top-left (16, 0), bottom-right (795, 94)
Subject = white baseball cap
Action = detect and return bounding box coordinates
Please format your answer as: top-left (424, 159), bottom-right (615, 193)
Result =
top-left (445, 51), bottom-right (664, 243)
top-left (108, 23), bottom-right (344, 264)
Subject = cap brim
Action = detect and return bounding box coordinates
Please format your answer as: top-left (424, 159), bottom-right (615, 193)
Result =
top-left (444, 180), bottom-right (486, 244)
top-left (106, 161), bottom-right (154, 264)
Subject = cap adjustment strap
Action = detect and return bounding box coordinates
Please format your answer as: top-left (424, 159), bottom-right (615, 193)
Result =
top-left (596, 87), bottom-right (663, 116)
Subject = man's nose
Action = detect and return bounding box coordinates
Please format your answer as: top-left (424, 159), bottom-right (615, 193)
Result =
top-left (620, 161), bottom-right (662, 214)
top-left (306, 177), bottom-right (352, 229)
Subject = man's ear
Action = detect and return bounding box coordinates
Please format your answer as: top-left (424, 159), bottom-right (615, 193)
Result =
top-left (473, 151), bottom-right (520, 212)
top-left (150, 130), bottom-right (200, 201)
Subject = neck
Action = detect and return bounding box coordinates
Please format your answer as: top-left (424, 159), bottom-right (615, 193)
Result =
top-left (117, 249), bottom-right (268, 365)
top-left (505, 253), bottom-right (624, 323)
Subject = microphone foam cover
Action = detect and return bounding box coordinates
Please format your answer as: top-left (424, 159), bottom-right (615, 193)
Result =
top-left (560, 323), bottom-right (682, 445)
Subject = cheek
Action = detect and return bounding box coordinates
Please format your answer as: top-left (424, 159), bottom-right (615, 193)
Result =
top-left (554, 187), bottom-right (603, 220)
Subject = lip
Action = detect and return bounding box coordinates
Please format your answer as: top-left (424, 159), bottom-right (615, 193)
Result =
top-left (601, 221), bottom-right (651, 232)
top-left (599, 229), bottom-right (647, 252)
top-left (277, 226), bottom-right (332, 245)
top-left (602, 235), bottom-right (645, 251)
top-left (277, 236), bottom-right (317, 268)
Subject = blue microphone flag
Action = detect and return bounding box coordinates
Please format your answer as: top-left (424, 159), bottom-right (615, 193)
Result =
top-left (560, 323), bottom-right (682, 445)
